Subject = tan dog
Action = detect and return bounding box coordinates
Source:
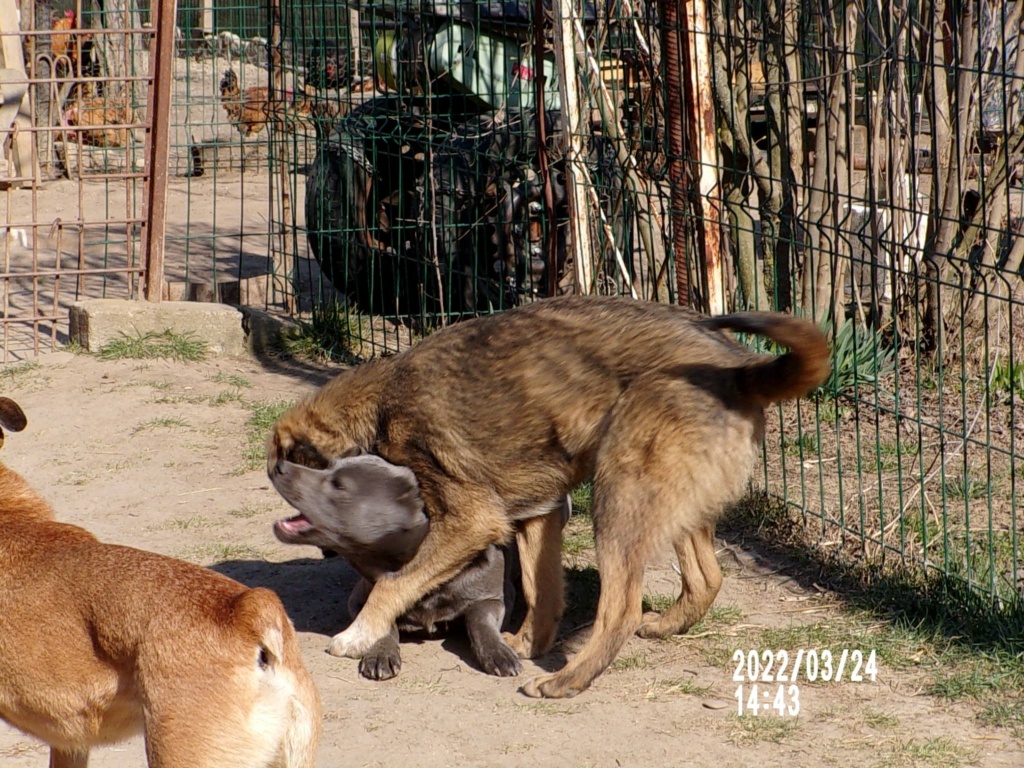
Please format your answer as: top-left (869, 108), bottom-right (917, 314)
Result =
top-left (0, 398), bottom-right (321, 768)
top-left (268, 295), bottom-right (829, 698)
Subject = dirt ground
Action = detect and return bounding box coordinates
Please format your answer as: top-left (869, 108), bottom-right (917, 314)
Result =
top-left (1, 349), bottom-right (1022, 768)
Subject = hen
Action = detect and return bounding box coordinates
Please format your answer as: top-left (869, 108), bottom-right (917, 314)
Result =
top-left (219, 68), bottom-right (312, 137)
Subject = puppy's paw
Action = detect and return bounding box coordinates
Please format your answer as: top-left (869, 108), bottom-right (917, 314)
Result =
top-left (475, 638), bottom-right (522, 678)
top-left (327, 621), bottom-right (378, 658)
top-left (358, 643), bottom-right (402, 681)
top-left (520, 672), bottom-right (584, 699)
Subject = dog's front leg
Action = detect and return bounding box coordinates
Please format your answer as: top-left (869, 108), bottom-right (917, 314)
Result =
top-left (50, 748), bottom-right (89, 768)
top-left (357, 623), bottom-right (403, 680)
top-left (328, 496), bottom-right (510, 659)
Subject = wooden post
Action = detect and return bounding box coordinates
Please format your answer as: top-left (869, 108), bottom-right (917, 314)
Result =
top-left (142, 0), bottom-right (178, 301)
top-left (683, 0), bottom-right (725, 315)
top-left (552, 0), bottom-right (595, 294)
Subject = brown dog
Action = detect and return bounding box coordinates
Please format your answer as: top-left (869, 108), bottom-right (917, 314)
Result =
top-left (0, 398), bottom-right (321, 768)
top-left (268, 295), bottom-right (829, 698)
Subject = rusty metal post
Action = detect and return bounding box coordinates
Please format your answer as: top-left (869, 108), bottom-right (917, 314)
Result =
top-left (661, 0), bottom-right (690, 307)
top-left (142, 0), bottom-right (178, 302)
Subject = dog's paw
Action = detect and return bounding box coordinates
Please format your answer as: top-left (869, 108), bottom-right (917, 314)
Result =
top-left (636, 611), bottom-right (674, 640)
top-left (475, 638), bottom-right (522, 677)
top-left (520, 672), bottom-right (584, 699)
top-left (358, 645), bottom-right (402, 681)
top-left (327, 621), bottom-right (378, 658)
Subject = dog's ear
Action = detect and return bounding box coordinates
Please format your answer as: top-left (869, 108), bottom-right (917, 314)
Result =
top-left (0, 397), bottom-right (27, 450)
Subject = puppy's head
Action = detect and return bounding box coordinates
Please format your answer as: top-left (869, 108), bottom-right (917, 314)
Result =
top-left (0, 397), bottom-right (27, 451)
top-left (271, 454), bottom-right (428, 570)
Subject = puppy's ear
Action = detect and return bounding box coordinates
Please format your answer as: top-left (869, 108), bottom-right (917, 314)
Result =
top-left (0, 398), bottom-right (27, 450)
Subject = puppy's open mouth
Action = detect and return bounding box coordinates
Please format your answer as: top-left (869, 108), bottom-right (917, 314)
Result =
top-left (274, 514), bottom-right (316, 535)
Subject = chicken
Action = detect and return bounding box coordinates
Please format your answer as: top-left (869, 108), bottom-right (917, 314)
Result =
top-left (51, 9), bottom-right (100, 95)
top-left (219, 68), bottom-right (312, 138)
top-left (63, 98), bottom-right (131, 148)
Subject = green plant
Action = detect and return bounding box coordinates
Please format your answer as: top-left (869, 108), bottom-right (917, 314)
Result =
top-left (990, 358), bottom-right (1024, 403)
top-left (280, 303), bottom-right (359, 363)
top-left (99, 330), bottom-right (208, 362)
top-left (242, 401), bottom-right (294, 471)
top-left (819, 320), bottom-right (896, 400)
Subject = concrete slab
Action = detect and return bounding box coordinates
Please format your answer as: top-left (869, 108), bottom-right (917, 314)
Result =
top-left (69, 299), bottom-right (247, 357)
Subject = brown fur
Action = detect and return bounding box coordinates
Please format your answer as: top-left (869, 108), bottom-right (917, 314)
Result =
top-left (268, 295), bottom-right (830, 698)
top-left (0, 398), bottom-right (321, 767)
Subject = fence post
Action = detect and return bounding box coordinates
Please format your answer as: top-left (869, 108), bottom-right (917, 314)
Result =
top-left (142, 0), bottom-right (177, 302)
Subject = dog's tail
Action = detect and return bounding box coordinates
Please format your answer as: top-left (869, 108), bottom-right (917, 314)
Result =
top-left (232, 588), bottom-right (322, 768)
top-left (706, 312), bottom-right (831, 406)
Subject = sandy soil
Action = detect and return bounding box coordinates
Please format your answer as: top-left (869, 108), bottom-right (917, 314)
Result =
top-left (0, 349), bottom-right (1021, 768)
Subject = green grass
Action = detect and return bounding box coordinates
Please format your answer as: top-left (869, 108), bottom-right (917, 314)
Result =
top-left (227, 502), bottom-right (276, 520)
top-left (242, 400), bottom-right (294, 471)
top-left (570, 482), bottom-right (593, 517)
top-left (279, 303), bottom-right (360, 363)
top-left (0, 361), bottom-right (41, 385)
top-left (784, 431), bottom-right (819, 458)
top-left (211, 373), bottom-right (253, 389)
top-left (131, 417), bottom-right (189, 435)
top-left (873, 737), bottom-right (978, 768)
top-left (209, 390), bottom-right (244, 406)
top-left (727, 714), bottom-right (800, 745)
top-left (990, 358), bottom-right (1024, 403)
top-left (977, 700), bottom-right (1024, 738)
top-left (98, 330), bottom-right (208, 362)
top-left (644, 676), bottom-right (714, 698)
top-left (942, 472), bottom-right (987, 501)
top-left (863, 709), bottom-right (900, 730)
top-left (610, 651), bottom-right (648, 671)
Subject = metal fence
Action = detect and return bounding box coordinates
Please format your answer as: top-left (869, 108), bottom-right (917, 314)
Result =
top-left (1, 0), bottom-right (1020, 612)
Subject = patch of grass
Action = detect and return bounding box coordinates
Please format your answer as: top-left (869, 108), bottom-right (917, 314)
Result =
top-left (977, 701), bottom-right (1024, 738)
top-left (131, 417), bottom-right (189, 435)
top-left (0, 361), bottom-right (41, 385)
top-left (784, 430), bottom-right (820, 458)
top-left (209, 390), bottom-right (244, 406)
top-left (228, 502), bottom-right (275, 520)
top-left (644, 676), bottom-right (713, 698)
top-left (819, 319), bottom-right (896, 401)
top-left (873, 737), bottom-right (978, 768)
top-left (99, 330), bottom-right (208, 362)
top-left (610, 651), bottom-right (649, 671)
top-left (509, 701), bottom-right (582, 716)
top-left (61, 339), bottom-right (88, 355)
top-left (990, 358), bottom-right (1024, 404)
top-left (211, 373), bottom-right (253, 389)
top-left (279, 302), bottom-right (360, 363)
top-left (159, 515), bottom-right (216, 531)
top-left (727, 714), bottom-right (799, 745)
top-left (876, 438), bottom-right (920, 473)
top-left (863, 709), bottom-right (900, 730)
top-left (642, 593), bottom-right (674, 613)
top-left (942, 472), bottom-right (987, 501)
top-left (180, 543), bottom-right (268, 563)
top-left (562, 517), bottom-right (595, 556)
top-left (570, 482), bottom-right (593, 517)
top-left (242, 400), bottom-right (294, 471)
top-left (691, 604), bottom-right (744, 632)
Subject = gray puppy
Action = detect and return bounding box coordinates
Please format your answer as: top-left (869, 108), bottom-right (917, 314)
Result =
top-left (271, 453), bottom-right (522, 680)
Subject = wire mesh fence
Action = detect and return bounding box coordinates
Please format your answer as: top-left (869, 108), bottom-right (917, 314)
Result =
top-left (265, 0), bottom-right (1022, 611)
top-left (1, 0), bottom-right (1020, 615)
top-left (1, 0), bottom-right (155, 360)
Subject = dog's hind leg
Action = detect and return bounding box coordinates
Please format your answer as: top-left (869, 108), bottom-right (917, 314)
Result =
top-left (50, 749), bottom-right (89, 768)
top-left (636, 524), bottom-right (722, 639)
top-left (503, 510), bottom-right (565, 659)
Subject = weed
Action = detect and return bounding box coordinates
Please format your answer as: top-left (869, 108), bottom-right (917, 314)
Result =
top-left (131, 417), bottom-right (189, 436)
top-left (0, 361), bottom-right (41, 386)
top-left (209, 390), bottom-right (244, 406)
top-left (784, 430), bottom-right (819, 458)
top-left (727, 714), bottom-right (799, 745)
top-left (570, 482), bottom-right (593, 517)
top-left (942, 472), bottom-right (987, 502)
top-left (863, 709), bottom-right (900, 730)
top-left (874, 737), bottom-right (977, 768)
top-left (99, 330), bottom-right (208, 362)
top-left (211, 373), bottom-right (253, 389)
top-left (977, 701), bottom-right (1024, 738)
top-left (280, 303), bottom-right (360, 363)
top-left (819, 319), bottom-right (896, 401)
top-left (228, 502), bottom-right (275, 520)
top-left (610, 651), bottom-right (648, 671)
top-left (644, 676), bottom-right (713, 698)
top-left (562, 518), bottom-right (595, 556)
top-left (242, 401), bottom-right (293, 471)
top-left (990, 358), bottom-right (1024, 403)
